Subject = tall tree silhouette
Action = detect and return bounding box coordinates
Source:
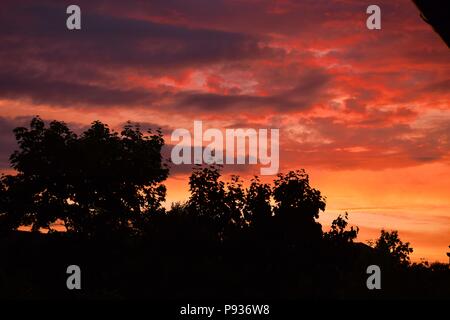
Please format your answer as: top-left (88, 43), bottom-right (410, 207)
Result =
top-left (0, 117), bottom-right (168, 236)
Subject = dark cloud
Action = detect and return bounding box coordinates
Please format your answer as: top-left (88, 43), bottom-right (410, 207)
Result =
top-left (422, 79), bottom-right (450, 94)
top-left (0, 1), bottom-right (284, 109)
top-left (0, 71), bottom-right (157, 107)
top-left (0, 2), bottom-right (280, 69)
top-left (161, 144), bottom-right (259, 177)
top-left (175, 68), bottom-right (331, 112)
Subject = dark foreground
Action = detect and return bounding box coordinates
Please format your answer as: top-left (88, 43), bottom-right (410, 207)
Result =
top-left (1, 230), bottom-right (449, 300)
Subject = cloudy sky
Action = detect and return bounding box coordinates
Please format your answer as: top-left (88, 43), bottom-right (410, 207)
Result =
top-left (0, 0), bottom-right (449, 261)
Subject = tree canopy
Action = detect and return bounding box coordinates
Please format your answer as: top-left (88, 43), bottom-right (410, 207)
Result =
top-left (0, 117), bottom-right (168, 235)
top-left (0, 117), bottom-right (448, 300)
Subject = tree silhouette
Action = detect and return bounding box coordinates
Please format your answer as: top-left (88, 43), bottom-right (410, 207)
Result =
top-left (245, 176), bottom-right (272, 226)
top-left (0, 176), bottom-right (7, 231)
top-left (224, 175), bottom-right (246, 228)
top-left (372, 229), bottom-right (414, 266)
top-left (187, 165), bottom-right (227, 221)
top-left (324, 212), bottom-right (359, 244)
top-left (0, 117), bottom-right (168, 236)
top-left (1, 118), bottom-right (449, 300)
top-left (272, 170), bottom-right (326, 242)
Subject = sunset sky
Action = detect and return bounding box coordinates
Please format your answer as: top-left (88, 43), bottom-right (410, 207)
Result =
top-left (0, 0), bottom-right (449, 262)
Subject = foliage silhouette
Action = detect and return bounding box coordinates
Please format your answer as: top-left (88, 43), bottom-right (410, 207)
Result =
top-left (371, 229), bottom-right (414, 267)
top-left (245, 176), bottom-right (272, 226)
top-left (187, 165), bottom-right (228, 222)
top-left (0, 118), bottom-right (449, 300)
top-left (272, 170), bottom-right (326, 244)
top-left (324, 212), bottom-right (359, 244)
top-left (0, 117), bottom-right (168, 236)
